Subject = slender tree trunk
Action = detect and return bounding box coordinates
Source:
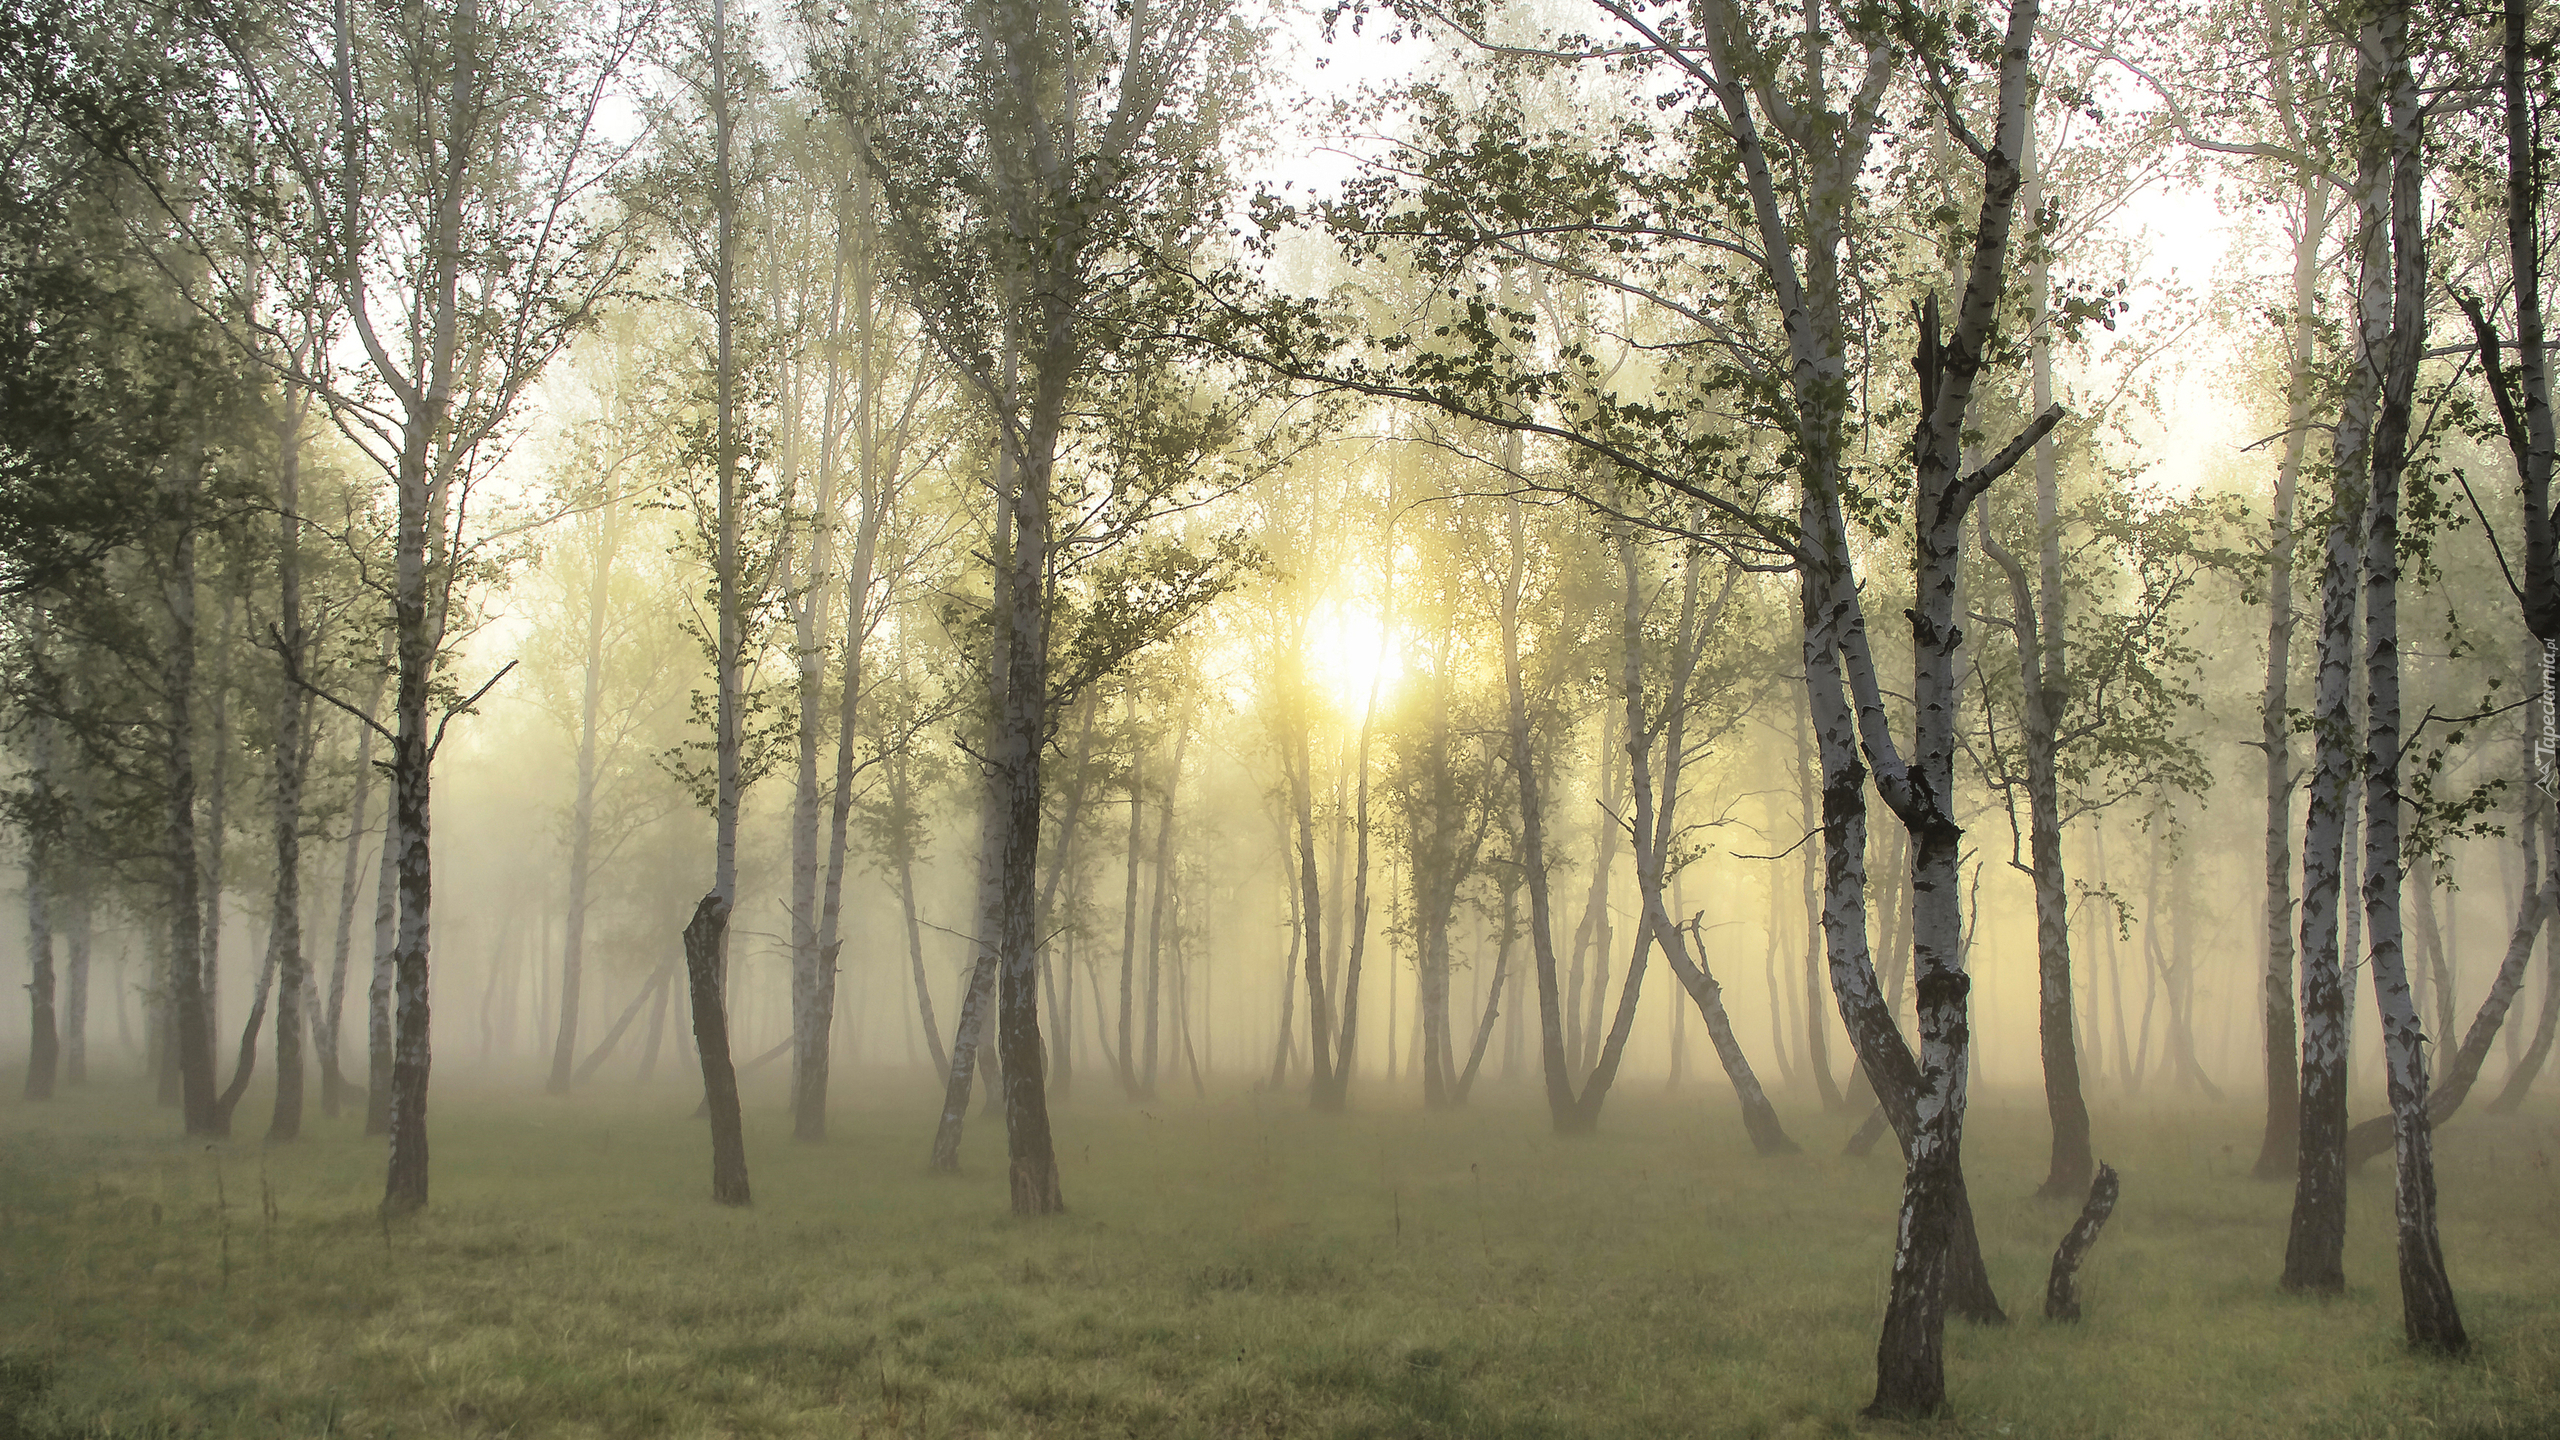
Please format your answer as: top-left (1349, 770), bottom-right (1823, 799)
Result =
top-left (62, 894), bottom-right (87, 1086)
top-left (2283, 28), bottom-right (2392, 1289)
top-left (932, 794), bottom-right (1002, 1167)
top-left (1286, 651), bottom-right (1336, 1106)
top-left (2490, 803), bottom-right (2559, 1112)
top-left (23, 831), bottom-right (55, 1102)
top-left (675, 0), bottom-right (753, 1206)
top-left (21, 677), bottom-right (57, 1100)
top-left (1564, 706), bottom-right (1620, 1071)
top-left (322, 669), bottom-right (385, 1118)
top-left (2255, 169), bottom-right (2325, 1174)
top-left (214, 935), bottom-right (279, 1130)
top-left (551, 478), bottom-right (620, 1095)
top-left (1141, 719), bottom-right (1190, 1099)
top-left (1119, 725), bottom-right (1145, 1097)
top-left (2457, 0), bottom-right (2559, 1121)
top-left (2358, 7), bottom-right (2463, 1343)
top-left (1761, 870), bottom-right (1796, 1088)
top-left (364, 801), bottom-right (398, 1135)
top-left (1268, 868), bottom-right (1300, 1089)
top-left (1314, 547), bottom-right (1393, 1114)
top-left (163, 449), bottom-right (219, 1135)
top-left (1794, 698), bottom-right (1843, 1110)
top-left (2411, 853), bottom-right (2455, 1083)
top-left (1501, 499), bottom-right (1578, 1134)
top-left (1452, 915), bottom-right (1508, 1104)
top-left (2015, 111), bottom-right (2093, 1198)
top-left (266, 403), bottom-right (313, 1142)
top-left (813, 161), bottom-right (888, 1136)
top-left (638, 968), bottom-right (669, 1081)
top-left (1617, 530), bottom-right (1791, 1149)
top-left (575, 962), bottom-right (670, 1083)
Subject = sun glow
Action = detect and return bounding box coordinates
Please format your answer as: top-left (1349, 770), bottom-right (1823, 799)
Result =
top-left (1304, 600), bottom-right (1405, 719)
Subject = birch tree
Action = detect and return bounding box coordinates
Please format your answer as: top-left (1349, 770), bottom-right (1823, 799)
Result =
top-left (829, 0), bottom-right (1266, 1210)
top-left (207, 0), bottom-right (652, 1210)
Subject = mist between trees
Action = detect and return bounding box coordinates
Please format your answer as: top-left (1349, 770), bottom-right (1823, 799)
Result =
top-left (1, 0), bottom-right (2553, 1420)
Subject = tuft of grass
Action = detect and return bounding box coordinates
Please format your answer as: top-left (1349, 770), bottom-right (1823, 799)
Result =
top-left (1, 1073), bottom-right (2556, 1437)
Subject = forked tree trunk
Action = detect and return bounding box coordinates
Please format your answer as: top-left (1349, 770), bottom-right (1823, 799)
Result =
top-left (1618, 529), bottom-right (1793, 1151)
top-left (1699, 0), bottom-right (2052, 1389)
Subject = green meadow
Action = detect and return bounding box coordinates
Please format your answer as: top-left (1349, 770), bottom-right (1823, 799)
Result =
top-left (1, 1076), bottom-right (2555, 1438)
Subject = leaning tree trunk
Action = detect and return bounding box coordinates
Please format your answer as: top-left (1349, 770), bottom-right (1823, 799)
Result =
top-left (2345, 799), bottom-right (2549, 1160)
top-left (1618, 528), bottom-right (1793, 1151)
top-left (2468, 0), bottom-right (2560, 1119)
top-left (930, 791), bottom-right (1003, 1170)
top-left (2488, 803), bottom-right (2559, 1112)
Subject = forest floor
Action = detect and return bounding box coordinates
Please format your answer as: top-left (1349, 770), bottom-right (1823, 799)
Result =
top-left (0, 1069), bottom-right (2555, 1439)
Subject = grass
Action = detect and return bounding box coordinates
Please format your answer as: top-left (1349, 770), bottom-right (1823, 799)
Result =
top-left (1, 1072), bottom-right (2556, 1438)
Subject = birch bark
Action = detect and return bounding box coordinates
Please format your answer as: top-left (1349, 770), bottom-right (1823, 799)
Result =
top-left (2282, 21), bottom-right (2390, 1290)
top-left (2355, 0), bottom-right (2462, 1345)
